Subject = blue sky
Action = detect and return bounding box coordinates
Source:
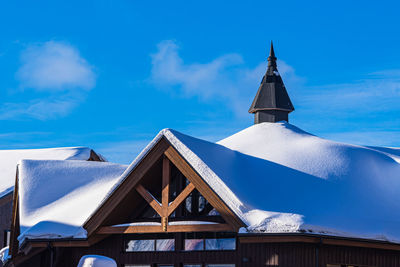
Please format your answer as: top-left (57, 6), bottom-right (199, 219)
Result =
top-left (0, 0), bottom-right (399, 164)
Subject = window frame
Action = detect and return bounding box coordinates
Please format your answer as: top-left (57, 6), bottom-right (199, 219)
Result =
top-left (124, 233), bottom-right (176, 253)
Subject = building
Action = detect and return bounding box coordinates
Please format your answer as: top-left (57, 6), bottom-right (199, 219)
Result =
top-left (0, 147), bottom-right (105, 250)
top-left (4, 44), bottom-right (400, 267)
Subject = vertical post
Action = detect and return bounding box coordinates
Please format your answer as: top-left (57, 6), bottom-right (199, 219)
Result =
top-left (10, 166), bottom-right (20, 258)
top-left (162, 156), bottom-right (170, 231)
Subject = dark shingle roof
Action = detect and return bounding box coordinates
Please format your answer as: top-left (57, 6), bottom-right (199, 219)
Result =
top-left (249, 42), bottom-right (294, 113)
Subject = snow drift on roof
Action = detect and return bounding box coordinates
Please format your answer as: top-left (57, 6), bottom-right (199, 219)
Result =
top-left (18, 160), bottom-right (127, 242)
top-left (0, 147), bottom-right (99, 199)
top-left (160, 123), bottom-right (400, 241)
top-left (17, 122), bottom-right (400, 243)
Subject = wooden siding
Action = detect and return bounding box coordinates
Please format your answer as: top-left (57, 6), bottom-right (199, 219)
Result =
top-left (0, 195), bottom-right (12, 248)
top-left (15, 235), bottom-right (400, 267)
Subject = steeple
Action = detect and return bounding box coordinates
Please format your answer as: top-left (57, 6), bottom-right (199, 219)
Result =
top-left (248, 42), bottom-right (294, 123)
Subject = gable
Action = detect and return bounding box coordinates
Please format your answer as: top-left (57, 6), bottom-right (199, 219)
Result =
top-left (0, 147), bottom-right (105, 200)
top-left (84, 137), bottom-right (244, 237)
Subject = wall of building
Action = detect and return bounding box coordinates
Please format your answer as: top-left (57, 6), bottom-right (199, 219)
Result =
top-left (16, 234), bottom-right (400, 267)
top-left (0, 199), bottom-right (12, 249)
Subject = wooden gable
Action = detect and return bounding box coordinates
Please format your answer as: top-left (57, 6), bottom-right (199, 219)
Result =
top-left (85, 137), bottom-right (245, 237)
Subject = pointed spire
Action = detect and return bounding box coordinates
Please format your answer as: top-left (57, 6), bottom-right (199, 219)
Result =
top-left (248, 43), bottom-right (294, 123)
top-left (267, 41), bottom-right (277, 75)
top-left (269, 41), bottom-right (276, 58)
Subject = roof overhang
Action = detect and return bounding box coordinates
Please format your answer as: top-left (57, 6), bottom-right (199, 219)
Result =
top-left (239, 232), bottom-right (400, 251)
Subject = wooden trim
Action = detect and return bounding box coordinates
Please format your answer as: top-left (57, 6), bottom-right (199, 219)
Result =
top-left (98, 225), bottom-right (162, 234)
top-left (84, 138), bottom-right (170, 236)
top-left (164, 146), bottom-right (245, 230)
top-left (167, 223), bottom-right (233, 233)
top-left (135, 184), bottom-right (163, 217)
top-left (162, 156), bottom-right (170, 230)
top-left (167, 182), bottom-right (195, 216)
top-left (85, 138), bottom-right (244, 238)
top-left (97, 223), bottom-right (233, 234)
top-left (162, 156), bottom-right (170, 216)
top-left (322, 238), bottom-right (400, 251)
top-left (9, 166), bottom-right (20, 258)
top-left (239, 235), bottom-right (320, 244)
top-left (239, 234), bottom-right (400, 251)
top-left (88, 149), bottom-right (106, 162)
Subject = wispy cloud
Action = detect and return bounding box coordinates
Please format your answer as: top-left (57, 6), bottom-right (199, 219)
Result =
top-left (0, 41), bottom-right (96, 120)
top-left (298, 71), bottom-right (400, 113)
top-left (150, 40), bottom-right (302, 117)
top-left (150, 40), bottom-right (400, 146)
top-left (0, 94), bottom-right (83, 120)
top-left (16, 41), bottom-right (95, 91)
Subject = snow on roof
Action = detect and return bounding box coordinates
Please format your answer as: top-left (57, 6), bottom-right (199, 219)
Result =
top-left (119, 122), bottom-right (400, 242)
top-left (17, 122), bottom-right (400, 243)
top-left (18, 160), bottom-right (127, 242)
top-left (0, 147), bottom-right (100, 199)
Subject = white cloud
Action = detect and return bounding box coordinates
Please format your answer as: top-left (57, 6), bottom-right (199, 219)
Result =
top-left (16, 41), bottom-right (95, 91)
top-left (0, 94), bottom-right (82, 120)
top-left (150, 40), bottom-right (302, 117)
top-left (296, 71), bottom-right (400, 114)
top-left (150, 40), bottom-right (400, 146)
top-left (0, 41), bottom-right (96, 120)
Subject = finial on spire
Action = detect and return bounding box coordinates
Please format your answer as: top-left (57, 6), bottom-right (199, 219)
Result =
top-left (269, 41), bottom-right (275, 58)
top-left (267, 41), bottom-right (277, 74)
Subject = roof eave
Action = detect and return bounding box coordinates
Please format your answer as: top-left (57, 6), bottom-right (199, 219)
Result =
top-left (249, 107), bottom-right (295, 113)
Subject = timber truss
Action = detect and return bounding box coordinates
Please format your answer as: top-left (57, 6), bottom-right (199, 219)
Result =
top-left (98, 144), bottom-right (243, 234)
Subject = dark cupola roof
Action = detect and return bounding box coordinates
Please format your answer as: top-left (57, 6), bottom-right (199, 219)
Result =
top-left (249, 42), bottom-right (294, 123)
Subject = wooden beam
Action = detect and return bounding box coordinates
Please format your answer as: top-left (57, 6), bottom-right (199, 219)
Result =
top-left (162, 156), bottom-right (170, 231)
top-left (239, 235), bottom-right (320, 244)
top-left (239, 234), bottom-right (400, 252)
top-left (135, 184), bottom-right (163, 217)
top-left (322, 238), bottom-right (400, 251)
top-left (167, 223), bottom-right (233, 233)
top-left (98, 223), bottom-right (233, 234)
top-left (84, 138), bottom-right (169, 236)
top-left (167, 182), bottom-right (195, 216)
top-left (9, 167), bottom-right (20, 258)
top-left (98, 225), bottom-right (162, 234)
top-left (164, 146), bottom-right (245, 230)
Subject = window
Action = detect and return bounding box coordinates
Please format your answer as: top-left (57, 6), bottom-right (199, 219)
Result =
top-left (156, 239), bottom-right (175, 251)
top-left (205, 238), bottom-right (235, 250)
top-left (3, 230), bottom-right (10, 247)
top-left (184, 233), bottom-right (236, 251)
top-left (184, 239), bottom-right (203, 251)
top-left (183, 265), bottom-right (201, 267)
top-left (126, 240), bottom-right (155, 252)
top-left (126, 239), bottom-right (174, 252)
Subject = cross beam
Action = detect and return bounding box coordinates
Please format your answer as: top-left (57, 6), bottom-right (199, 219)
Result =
top-left (98, 223), bottom-right (233, 234)
top-left (135, 156), bottom-right (196, 231)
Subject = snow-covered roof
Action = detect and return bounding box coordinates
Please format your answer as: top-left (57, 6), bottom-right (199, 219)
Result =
top-left (0, 147), bottom-right (102, 199)
top-left (18, 160), bottom-right (127, 242)
top-left (16, 122), bottom-right (400, 243)
top-left (120, 122), bottom-right (400, 242)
